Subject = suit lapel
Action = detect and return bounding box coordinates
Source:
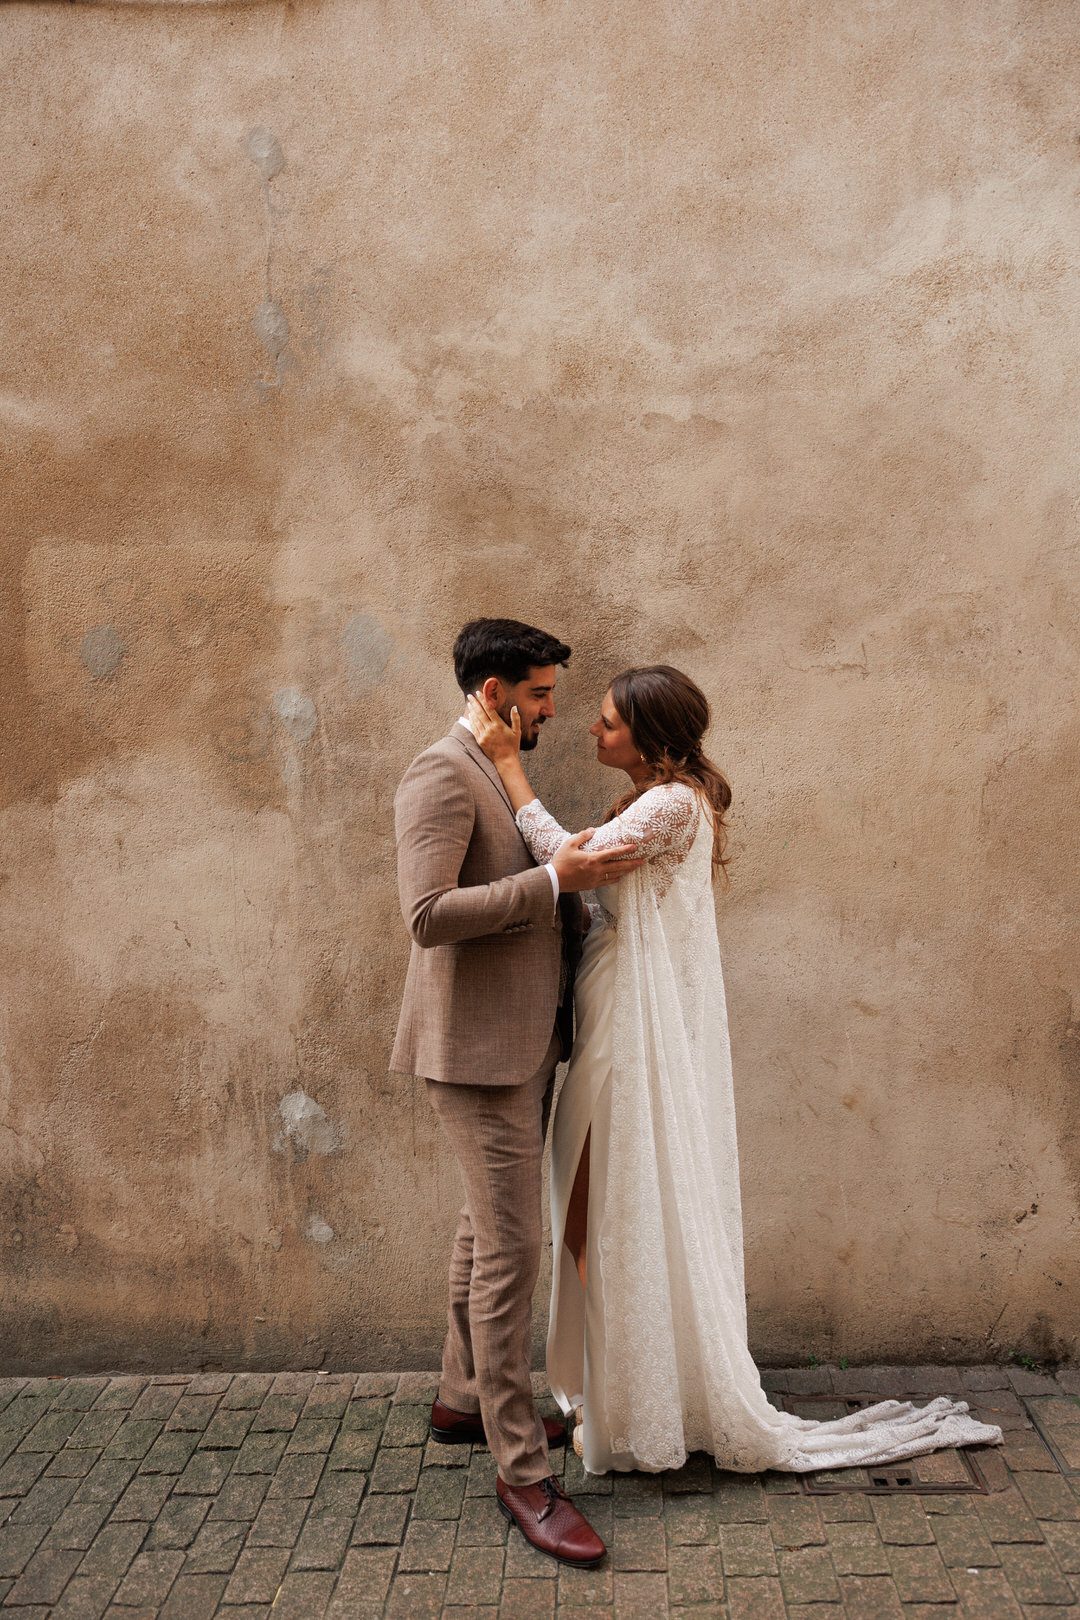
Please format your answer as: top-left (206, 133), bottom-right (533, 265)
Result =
top-left (451, 723), bottom-right (519, 823)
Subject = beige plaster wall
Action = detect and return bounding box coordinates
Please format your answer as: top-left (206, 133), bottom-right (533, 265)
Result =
top-left (2, 0), bottom-right (1078, 1375)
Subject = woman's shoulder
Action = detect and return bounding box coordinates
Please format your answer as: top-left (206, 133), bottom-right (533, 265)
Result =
top-left (636, 780), bottom-right (700, 809)
top-left (624, 780), bottom-right (702, 834)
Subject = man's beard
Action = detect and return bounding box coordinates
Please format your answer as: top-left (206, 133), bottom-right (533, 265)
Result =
top-left (497, 704), bottom-right (541, 751)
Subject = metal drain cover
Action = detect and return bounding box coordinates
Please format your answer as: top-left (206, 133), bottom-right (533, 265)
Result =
top-left (1020, 1394), bottom-right (1080, 1475)
top-left (774, 1394), bottom-right (991, 1494)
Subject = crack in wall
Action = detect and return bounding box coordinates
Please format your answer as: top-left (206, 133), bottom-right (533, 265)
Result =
top-left (246, 126), bottom-right (290, 396)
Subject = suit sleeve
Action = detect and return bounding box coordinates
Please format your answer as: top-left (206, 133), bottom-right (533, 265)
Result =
top-left (395, 750), bottom-right (556, 948)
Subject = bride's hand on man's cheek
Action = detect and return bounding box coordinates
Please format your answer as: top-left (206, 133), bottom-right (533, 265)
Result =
top-left (466, 693), bottom-right (520, 761)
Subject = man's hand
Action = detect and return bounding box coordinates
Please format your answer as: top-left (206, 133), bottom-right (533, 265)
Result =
top-left (552, 829), bottom-right (644, 894)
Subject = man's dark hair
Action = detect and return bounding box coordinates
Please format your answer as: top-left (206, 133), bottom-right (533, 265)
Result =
top-left (453, 618), bottom-right (571, 695)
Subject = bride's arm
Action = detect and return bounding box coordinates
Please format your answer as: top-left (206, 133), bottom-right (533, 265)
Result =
top-left (518, 782), bottom-right (700, 867)
top-left (465, 696), bottom-right (701, 867)
top-left (465, 695), bottom-right (701, 865)
top-left (464, 696), bottom-right (537, 814)
top-left (465, 694), bottom-right (647, 882)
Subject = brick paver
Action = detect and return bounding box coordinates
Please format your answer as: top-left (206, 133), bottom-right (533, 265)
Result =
top-left (0, 1364), bottom-right (1075, 1614)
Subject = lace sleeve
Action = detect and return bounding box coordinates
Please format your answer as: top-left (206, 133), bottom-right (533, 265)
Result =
top-left (516, 783), bottom-right (700, 868)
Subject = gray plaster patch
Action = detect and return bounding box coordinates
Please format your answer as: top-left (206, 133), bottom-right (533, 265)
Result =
top-left (80, 624), bottom-right (125, 679)
top-left (247, 126), bottom-right (285, 182)
top-left (342, 612), bottom-right (393, 693)
top-left (272, 687), bottom-right (317, 743)
top-left (253, 301), bottom-right (290, 359)
top-left (273, 1090), bottom-right (343, 1157)
top-left (304, 1215), bottom-right (334, 1244)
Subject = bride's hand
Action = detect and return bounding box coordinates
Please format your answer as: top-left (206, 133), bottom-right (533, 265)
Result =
top-left (466, 693), bottom-right (521, 766)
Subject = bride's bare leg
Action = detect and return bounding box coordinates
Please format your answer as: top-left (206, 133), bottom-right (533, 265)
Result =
top-left (564, 1128), bottom-right (590, 1290)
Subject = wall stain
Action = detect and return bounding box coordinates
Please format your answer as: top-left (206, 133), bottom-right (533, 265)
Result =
top-left (80, 625), bottom-right (125, 680)
top-left (274, 1090), bottom-right (344, 1159)
top-left (246, 126), bottom-right (291, 394)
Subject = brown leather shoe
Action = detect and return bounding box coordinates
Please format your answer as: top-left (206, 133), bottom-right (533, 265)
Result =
top-left (496, 1474), bottom-right (606, 1568)
top-left (430, 1397), bottom-right (566, 1449)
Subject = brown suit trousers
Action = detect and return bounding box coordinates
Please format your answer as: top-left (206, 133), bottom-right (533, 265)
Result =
top-left (426, 1025), bottom-right (561, 1486)
top-left (392, 725), bottom-right (582, 1485)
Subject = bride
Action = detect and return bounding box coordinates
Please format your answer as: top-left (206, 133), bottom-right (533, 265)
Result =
top-left (466, 666), bottom-right (1003, 1476)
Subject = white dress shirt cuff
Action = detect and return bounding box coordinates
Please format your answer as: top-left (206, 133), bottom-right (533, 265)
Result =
top-left (545, 862), bottom-right (560, 908)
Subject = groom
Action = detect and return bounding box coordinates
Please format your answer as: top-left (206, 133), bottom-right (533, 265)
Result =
top-left (391, 617), bottom-right (641, 1567)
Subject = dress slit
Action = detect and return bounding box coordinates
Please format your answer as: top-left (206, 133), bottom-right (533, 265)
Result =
top-left (547, 922), bottom-right (617, 1423)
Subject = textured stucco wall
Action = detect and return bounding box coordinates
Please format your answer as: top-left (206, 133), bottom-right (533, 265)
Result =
top-left (2, 0), bottom-right (1078, 1375)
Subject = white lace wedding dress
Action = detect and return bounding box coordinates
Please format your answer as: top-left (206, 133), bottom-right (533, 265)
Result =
top-left (516, 784), bottom-right (1004, 1475)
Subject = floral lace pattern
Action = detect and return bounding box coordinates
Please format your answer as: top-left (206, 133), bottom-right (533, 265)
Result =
top-left (516, 784), bottom-right (699, 902)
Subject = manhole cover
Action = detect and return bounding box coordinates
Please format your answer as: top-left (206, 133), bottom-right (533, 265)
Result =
top-left (1020, 1394), bottom-right (1080, 1474)
top-left (774, 1394), bottom-right (992, 1494)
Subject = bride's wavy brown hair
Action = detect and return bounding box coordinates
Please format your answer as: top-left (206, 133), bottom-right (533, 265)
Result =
top-left (603, 665), bottom-right (732, 879)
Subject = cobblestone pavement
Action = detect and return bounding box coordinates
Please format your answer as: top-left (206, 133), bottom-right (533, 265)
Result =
top-left (1, 1363), bottom-right (1078, 1618)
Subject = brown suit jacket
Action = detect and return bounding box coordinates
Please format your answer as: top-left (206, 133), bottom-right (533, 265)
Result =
top-left (391, 723), bottom-right (583, 1086)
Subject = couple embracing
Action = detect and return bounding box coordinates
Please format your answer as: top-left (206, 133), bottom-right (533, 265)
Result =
top-left (391, 617), bottom-right (1002, 1569)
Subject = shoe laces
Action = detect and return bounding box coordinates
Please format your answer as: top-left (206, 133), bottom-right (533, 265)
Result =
top-left (537, 1475), bottom-right (569, 1521)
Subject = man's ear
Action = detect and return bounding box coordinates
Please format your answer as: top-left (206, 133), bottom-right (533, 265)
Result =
top-left (480, 676), bottom-right (502, 706)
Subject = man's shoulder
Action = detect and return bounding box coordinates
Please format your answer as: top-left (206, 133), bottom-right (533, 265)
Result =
top-left (427, 730), bottom-right (468, 760)
top-left (397, 731), bottom-right (471, 795)
top-left (406, 731), bottom-right (468, 771)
